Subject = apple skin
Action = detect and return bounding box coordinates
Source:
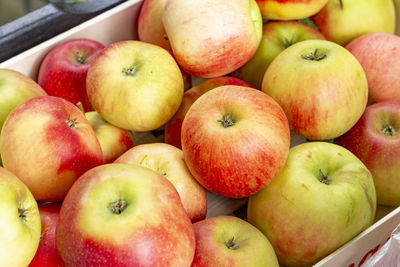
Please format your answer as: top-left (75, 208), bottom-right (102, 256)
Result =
top-left (335, 102), bottom-right (400, 206)
top-left (38, 38), bottom-right (105, 111)
top-left (312, 0), bottom-right (395, 46)
top-left (29, 204), bottom-right (64, 267)
top-left (165, 77), bottom-right (251, 149)
top-left (85, 111), bottom-right (135, 164)
top-left (163, 0), bottom-right (262, 78)
top-left (345, 33), bottom-right (400, 104)
top-left (192, 215), bottom-right (279, 267)
top-left (0, 96), bottom-right (103, 201)
top-left (56, 163), bottom-right (195, 266)
top-left (114, 143), bottom-right (207, 222)
top-left (0, 167), bottom-right (41, 267)
top-left (247, 142), bottom-right (377, 266)
top-left (138, 0), bottom-right (170, 50)
top-left (86, 40), bottom-right (184, 132)
top-left (181, 85), bottom-right (290, 198)
top-left (255, 0), bottom-right (328, 20)
top-left (232, 21), bottom-right (326, 89)
top-left (262, 39), bottom-right (368, 140)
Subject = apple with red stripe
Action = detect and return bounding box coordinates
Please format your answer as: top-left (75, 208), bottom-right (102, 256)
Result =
top-left (115, 143), bottom-right (207, 222)
top-left (29, 204), bottom-right (64, 267)
top-left (181, 85), bottom-right (290, 198)
top-left (165, 77), bottom-right (251, 149)
top-left (86, 111), bottom-right (135, 163)
top-left (255, 0), bottom-right (328, 20)
top-left (163, 0), bottom-right (262, 78)
top-left (0, 96), bottom-right (103, 201)
top-left (38, 38), bottom-right (104, 111)
top-left (56, 163), bottom-right (195, 266)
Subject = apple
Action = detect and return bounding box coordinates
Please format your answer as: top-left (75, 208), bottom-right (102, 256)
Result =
top-left (192, 215), bottom-right (279, 267)
top-left (255, 0), bottom-right (328, 20)
top-left (162, 0), bottom-right (262, 78)
top-left (335, 102), bottom-right (400, 206)
top-left (345, 33), bottom-right (400, 104)
top-left (262, 39), bottom-right (368, 140)
top-left (114, 143), bottom-right (207, 222)
top-left (247, 142), bottom-right (377, 266)
top-left (138, 0), bottom-right (170, 50)
top-left (38, 38), bottom-right (104, 111)
top-left (56, 163), bottom-right (195, 266)
top-left (0, 68), bottom-right (47, 166)
top-left (0, 167), bottom-right (41, 267)
top-left (29, 204), bottom-right (64, 267)
top-left (85, 111), bottom-right (135, 164)
top-left (0, 96), bottom-right (103, 201)
top-left (232, 21), bottom-right (326, 89)
top-left (86, 40), bottom-right (184, 132)
top-left (181, 85), bottom-right (290, 198)
top-left (312, 0), bottom-right (395, 46)
top-left (165, 76), bottom-right (251, 149)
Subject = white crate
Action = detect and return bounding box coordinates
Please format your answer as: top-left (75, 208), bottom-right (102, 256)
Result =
top-left (1, 0), bottom-right (400, 265)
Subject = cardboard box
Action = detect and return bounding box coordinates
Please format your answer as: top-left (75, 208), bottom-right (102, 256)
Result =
top-left (1, 0), bottom-right (400, 265)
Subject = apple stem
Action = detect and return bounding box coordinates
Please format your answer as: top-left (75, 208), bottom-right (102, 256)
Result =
top-left (218, 113), bottom-right (235, 128)
top-left (122, 65), bottom-right (138, 76)
top-left (66, 118), bottom-right (78, 128)
top-left (302, 48), bottom-right (327, 61)
top-left (338, 0), bottom-right (343, 9)
top-left (163, 34), bottom-right (169, 41)
top-left (318, 169), bottom-right (330, 185)
top-left (109, 199), bottom-right (127, 214)
top-left (76, 102), bottom-right (85, 114)
top-left (282, 37), bottom-right (293, 49)
top-left (18, 207), bottom-right (26, 221)
top-left (225, 236), bottom-right (239, 250)
top-left (75, 51), bottom-right (87, 64)
top-left (381, 125), bottom-right (396, 136)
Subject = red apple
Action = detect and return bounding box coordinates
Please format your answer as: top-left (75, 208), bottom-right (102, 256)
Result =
top-left (163, 0), bottom-right (263, 78)
top-left (346, 33), bottom-right (400, 104)
top-left (165, 77), bottom-right (251, 149)
top-left (29, 204), bottom-right (64, 267)
top-left (56, 163), bottom-right (195, 266)
top-left (181, 85), bottom-right (290, 198)
top-left (192, 216), bottom-right (279, 266)
top-left (38, 38), bottom-right (105, 111)
top-left (115, 143), bottom-right (207, 222)
top-left (335, 101), bottom-right (400, 206)
top-left (0, 96), bottom-right (103, 201)
top-left (256, 0), bottom-right (328, 20)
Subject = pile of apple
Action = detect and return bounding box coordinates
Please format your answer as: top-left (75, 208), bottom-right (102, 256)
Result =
top-left (1, 0), bottom-right (400, 266)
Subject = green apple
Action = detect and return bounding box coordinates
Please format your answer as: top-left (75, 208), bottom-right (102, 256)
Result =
top-left (262, 39), bottom-right (368, 140)
top-left (232, 21), bottom-right (326, 89)
top-left (86, 40), bottom-right (184, 132)
top-left (312, 0), bottom-right (395, 46)
top-left (248, 142), bottom-right (377, 266)
top-left (192, 216), bottom-right (279, 266)
top-left (86, 111), bottom-right (135, 163)
top-left (0, 167), bottom-right (41, 267)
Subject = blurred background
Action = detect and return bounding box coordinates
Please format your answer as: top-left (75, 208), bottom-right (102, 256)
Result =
top-left (0, 0), bottom-right (47, 26)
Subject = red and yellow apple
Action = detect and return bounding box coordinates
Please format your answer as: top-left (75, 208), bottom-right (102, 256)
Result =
top-left (255, 0), bottom-right (328, 20)
top-left (29, 204), bottom-right (64, 267)
top-left (86, 40), bottom-right (183, 132)
top-left (0, 96), bottom-right (103, 201)
top-left (248, 142), bottom-right (377, 266)
top-left (346, 33), bottom-right (400, 104)
top-left (0, 167), bottom-right (41, 267)
top-left (56, 163), bottom-right (195, 266)
top-left (181, 85), bottom-right (290, 198)
top-left (262, 39), bottom-right (368, 140)
top-left (312, 0), bottom-right (395, 46)
top-left (335, 101), bottom-right (400, 206)
top-left (86, 111), bottom-right (135, 163)
top-left (192, 216), bottom-right (279, 267)
top-left (232, 21), bottom-right (326, 89)
top-left (165, 76), bottom-right (251, 149)
top-left (38, 38), bottom-right (104, 111)
top-left (163, 0), bottom-right (262, 78)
